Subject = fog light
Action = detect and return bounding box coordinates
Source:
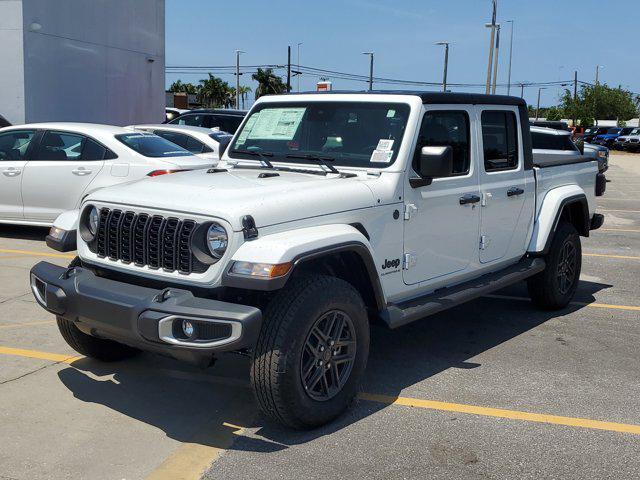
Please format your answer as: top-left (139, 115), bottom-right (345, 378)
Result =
top-left (182, 319), bottom-right (195, 338)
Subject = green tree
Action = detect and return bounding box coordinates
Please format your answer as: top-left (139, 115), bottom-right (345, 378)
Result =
top-left (252, 68), bottom-right (287, 99)
top-left (545, 107), bottom-right (562, 121)
top-left (559, 84), bottom-right (638, 125)
top-left (198, 74), bottom-right (232, 108)
top-left (169, 80), bottom-right (199, 95)
top-left (238, 85), bottom-right (252, 109)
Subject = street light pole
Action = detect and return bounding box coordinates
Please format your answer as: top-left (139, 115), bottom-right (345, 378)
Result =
top-left (491, 24), bottom-right (501, 95)
top-left (435, 42), bottom-right (450, 92)
top-left (362, 52), bottom-right (374, 91)
top-left (235, 49), bottom-right (244, 110)
top-left (520, 83), bottom-right (524, 98)
top-left (485, 0), bottom-right (497, 94)
top-left (595, 65), bottom-right (604, 125)
top-left (535, 87), bottom-right (546, 120)
top-left (506, 20), bottom-right (514, 95)
top-left (297, 42), bottom-right (303, 92)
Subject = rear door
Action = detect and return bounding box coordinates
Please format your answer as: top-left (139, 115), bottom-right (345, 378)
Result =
top-left (0, 129), bottom-right (37, 220)
top-left (22, 131), bottom-right (105, 223)
top-left (478, 108), bottom-right (530, 264)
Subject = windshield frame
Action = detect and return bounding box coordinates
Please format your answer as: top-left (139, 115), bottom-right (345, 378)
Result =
top-left (114, 133), bottom-right (193, 158)
top-left (227, 101), bottom-right (412, 170)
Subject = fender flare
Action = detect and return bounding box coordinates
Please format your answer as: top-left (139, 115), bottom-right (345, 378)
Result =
top-left (528, 186), bottom-right (589, 255)
top-left (221, 224), bottom-right (386, 310)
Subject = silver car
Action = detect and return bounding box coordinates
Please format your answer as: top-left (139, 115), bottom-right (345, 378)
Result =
top-left (531, 126), bottom-right (608, 172)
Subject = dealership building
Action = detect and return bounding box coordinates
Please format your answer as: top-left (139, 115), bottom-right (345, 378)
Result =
top-left (0, 0), bottom-right (165, 126)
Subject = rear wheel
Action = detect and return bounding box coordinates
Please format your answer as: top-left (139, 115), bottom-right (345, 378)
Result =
top-left (527, 222), bottom-right (581, 310)
top-left (251, 274), bottom-right (369, 429)
top-left (57, 317), bottom-right (140, 362)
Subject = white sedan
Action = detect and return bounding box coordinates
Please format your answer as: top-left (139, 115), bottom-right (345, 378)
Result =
top-left (130, 124), bottom-right (233, 160)
top-left (0, 123), bottom-right (214, 226)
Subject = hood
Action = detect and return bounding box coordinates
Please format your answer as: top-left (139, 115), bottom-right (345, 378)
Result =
top-left (87, 167), bottom-right (376, 231)
top-left (161, 155), bottom-right (214, 169)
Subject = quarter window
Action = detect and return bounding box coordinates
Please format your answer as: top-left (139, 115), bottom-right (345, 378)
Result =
top-left (154, 131), bottom-right (206, 154)
top-left (0, 130), bottom-right (36, 161)
top-left (414, 111), bottom-right (471, 175)
top-left (481, 111), bottom-right (519, 171)
top-left (34, 131), bottom-right (84, 161)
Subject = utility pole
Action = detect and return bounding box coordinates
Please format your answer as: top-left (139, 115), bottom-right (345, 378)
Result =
top-left (506, 20), bottom-right (514, 95)
top-left (286, 46), bottom-right (291, 92)
top-left (297, 42), bottom-right (303, 92)
top-left (535, 87), bottom-right (546, 120)
top-left (362, 52), bottom-right (374, 91)
top-left (595, 65), bottom-right (603, 125)
top-left (485, 0), bottom-right (497, 94)
top-left (435, 41), bottom-right (450, 92)
top-left (520, 83), bottom-right (524, 98)
top-left (573, 70), bottom-right (578, 127)
top-left (235, 50), bottom-right (244, 110)
top-left (491, 24), bottom-right (501, 95)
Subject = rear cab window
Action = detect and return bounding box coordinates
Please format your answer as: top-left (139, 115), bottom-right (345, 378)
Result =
top-left (115, 133), bottom-right (192, 158)
top-left (481, 111), bottom-right (519, 172)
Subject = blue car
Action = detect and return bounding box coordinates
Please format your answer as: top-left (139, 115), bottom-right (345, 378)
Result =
top-left (593, 127), bottom-right (635, 148)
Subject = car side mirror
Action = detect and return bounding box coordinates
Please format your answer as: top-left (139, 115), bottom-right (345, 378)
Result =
top-left (410, 145), bottom-right (454, 188)
top-left (218, 137), bottom-right (231, 156)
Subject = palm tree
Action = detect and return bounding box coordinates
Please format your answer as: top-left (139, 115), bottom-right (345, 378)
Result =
top-left (198, 74), bottom-right (231, 108)
top-left (252, 68), bottom-right (287, 100)
top-left (169, 80), bottom-right (184, 93)
top-left (238, 85), bottom-right (252, 109)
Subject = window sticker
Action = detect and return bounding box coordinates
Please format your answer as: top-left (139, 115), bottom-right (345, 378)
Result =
top-left (387, 109), bottom-right (396, 118)
top-left (236, 108), bottom-right (305, 145)
top-left (376, 139), bottom-right (394, 151)
top-left (370, 149), bottom-right (394, 163)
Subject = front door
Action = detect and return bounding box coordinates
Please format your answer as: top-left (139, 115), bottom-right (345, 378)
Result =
top-left (0, 129), bottom-right (37, 220)
top-left (477, 108), bottom-right (528, 263)
top-left (403, 107), bottom-right (480, 285)
top-left (22, 131), bottom-right (104, 223)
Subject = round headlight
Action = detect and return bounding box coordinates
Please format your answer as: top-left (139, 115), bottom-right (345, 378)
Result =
top-left (206, 223), bottom-right (228, 259)
top-left (88, 207), bottom-right (99, 236)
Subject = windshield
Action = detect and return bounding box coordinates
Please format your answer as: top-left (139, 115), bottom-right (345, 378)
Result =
top-left (228, 102), bottom-right (411, 168)
top-left (115, 133), bottom-right (192, 158)
top-left (607, 128), bottom-right (621, 134)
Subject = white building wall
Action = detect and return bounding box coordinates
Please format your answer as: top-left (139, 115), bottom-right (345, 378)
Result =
top-left (0, 0), bottom-right (26, 124)
top-left (0, 0), bottom-right (165, 126)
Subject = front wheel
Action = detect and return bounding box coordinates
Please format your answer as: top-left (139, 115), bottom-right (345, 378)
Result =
top-left (251, 274), bottom-right (370, 429)
top-left (527, 222), bottom-right (582, 310)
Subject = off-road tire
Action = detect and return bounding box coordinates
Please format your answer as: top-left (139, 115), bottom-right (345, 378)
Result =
top-left (527, 222), bottom-right (582, 310)
top-left (56, 316), bottom-right (140, 362)
top-left (251, 274), bottom-right (370, 429)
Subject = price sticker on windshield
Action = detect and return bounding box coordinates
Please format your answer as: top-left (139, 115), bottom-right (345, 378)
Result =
top-left (376, 139), bottom-right (394, 151)
top-left (370, 149), bottom-right (393, 163)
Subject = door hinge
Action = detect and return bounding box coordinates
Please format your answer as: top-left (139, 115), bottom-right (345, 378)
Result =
top-left (403, 253), bottom-right (417, 270)
top-left (404, 203), bottom-right (417, 221)
top-left (479, 235), bottom-right (488, 250)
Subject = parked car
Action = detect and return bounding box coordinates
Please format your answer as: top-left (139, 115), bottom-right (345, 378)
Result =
top-left (583, 126), bottom-right (610, 143)
top-left (583, 142), bottom-right (609, 172)
top-left (165, 108), bottom-right (189, 123)
top-left (593, 127), bottom-right (635, 148)
top-left (0, 114), bottom-right (11, 128)
top-left (33, 92), bottom-right (604, 429)
top-left (613, 128), bottom-right (640, 150)
top-left (130, 124), bottom-right (233, 160)
top-left (530, 120), bottom-right (571, 132)
top-left (0, 123), bottom-right (214, 227)
top-left (624, 135), bottom-right (640, 152)
top-left (168, 109), bottom-right (247, 133)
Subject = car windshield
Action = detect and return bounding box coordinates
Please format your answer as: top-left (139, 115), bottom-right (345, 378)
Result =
top-left (228, 102), bottom-right (411, 168)
top-left (607, 128), bottom-right (621, 134)
top-left (115, 133), bottom-right (192, 158)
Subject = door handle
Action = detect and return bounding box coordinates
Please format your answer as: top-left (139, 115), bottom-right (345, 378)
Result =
top-left (2, 168), bottom-right (21, 177)
top-left (507, 187), bottom-right (524, 197)
top-left (459, 193), bottom-right (481, 205)
top-left (72, 168), bottom-right (92, 176)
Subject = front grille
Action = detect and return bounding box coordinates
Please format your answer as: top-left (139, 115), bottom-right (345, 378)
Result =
top-left (92, 208), bottom-right (208, 274)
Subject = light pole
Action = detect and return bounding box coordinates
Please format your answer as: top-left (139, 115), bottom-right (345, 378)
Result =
top-left (297, 42), bottom-right (303, 92)
top-left (520, 83), bottom-right (525, 98)
top-left (485, 0), bottom-right (497, 94)
top-left (595, 65), bottom-right (604, 125)
top-left (435, 41), bottom-right (450, 92)
top-left (488, 23), bottom-right (501, 94)
top-left (362, 52), bottom-right (374, 91)
top-left (506, 20), bottom-right (514, 95)
top-left (535, 87), bottom-right (546, 120)
top-left (235, 50), bottom-right (244, 110)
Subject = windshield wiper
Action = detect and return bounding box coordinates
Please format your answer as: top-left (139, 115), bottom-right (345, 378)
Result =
top-left (285, 153), bottom-right (340, 174)
top-left (230, 149), bottom-right (274, 168)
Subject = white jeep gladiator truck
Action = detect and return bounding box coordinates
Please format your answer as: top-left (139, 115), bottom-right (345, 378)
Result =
top-left (30, 92), bottom-right (606, 429)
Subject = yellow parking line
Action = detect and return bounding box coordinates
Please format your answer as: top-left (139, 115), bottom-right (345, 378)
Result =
top-left (599, 208), bottom-right (640, 213)
top-left (0, 346), bottom-right (79, 363)
top-left (0, 248), bottom-right (75, 259)
top-left (584, 253), bottom-right (640, 260)
top-left (0, 320), bottom-right (55, 330)
top-left (358, 393), bottom-right (640, 435)
top-left (598, 228), bottom-right (640, 233)
top-left (485, 294), bottom-right (640, 312)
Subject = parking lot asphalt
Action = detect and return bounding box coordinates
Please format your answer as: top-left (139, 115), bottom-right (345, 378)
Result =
top-left (0, 154), bottom-right (639, 480)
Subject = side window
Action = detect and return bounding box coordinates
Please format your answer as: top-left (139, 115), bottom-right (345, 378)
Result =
top-left (531, 132), bottom-right (578, 152)
top-left (0, 130), bottom-right (36, 161)
top-left (34, 131), bottom-right (85, 161)
top-left (171, 114), bottom-right (205, 127)
top-left (414, 110), bottom-right (470, 175)
top-left (81, 138), bottom-right (107, 160)
top-left (481, 111), bottom-right (519, 171)
top-left (154, 131), bottom-right (204, 154)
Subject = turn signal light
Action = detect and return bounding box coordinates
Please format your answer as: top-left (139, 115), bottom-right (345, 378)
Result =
top-left (230, 261), bottom-right (293, 278)
top-left (147, 169), bottom-right (190, 177)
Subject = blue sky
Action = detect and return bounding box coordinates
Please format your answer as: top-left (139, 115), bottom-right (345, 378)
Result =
top-left (166, 0), bottom-right (639, 109)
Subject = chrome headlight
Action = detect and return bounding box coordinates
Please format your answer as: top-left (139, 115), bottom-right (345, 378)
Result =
top-left (80, 205), bottom-right (99, 242)
top-left (206, 223), bottom-right (228, 259)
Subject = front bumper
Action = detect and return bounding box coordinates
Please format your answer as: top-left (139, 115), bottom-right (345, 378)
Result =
top-left (30, 262), bottom-right (262, 365)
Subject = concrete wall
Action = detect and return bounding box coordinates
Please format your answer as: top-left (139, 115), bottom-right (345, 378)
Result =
top-left (0, 0), bottom-right (165, 126)
top-left (0, 0), bottom-right (26, 124)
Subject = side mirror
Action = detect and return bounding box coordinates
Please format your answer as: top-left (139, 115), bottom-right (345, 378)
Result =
top-left (218, 136), bottom-right (232, 156)
top-left (410, 145), bottom-right (453, 188)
